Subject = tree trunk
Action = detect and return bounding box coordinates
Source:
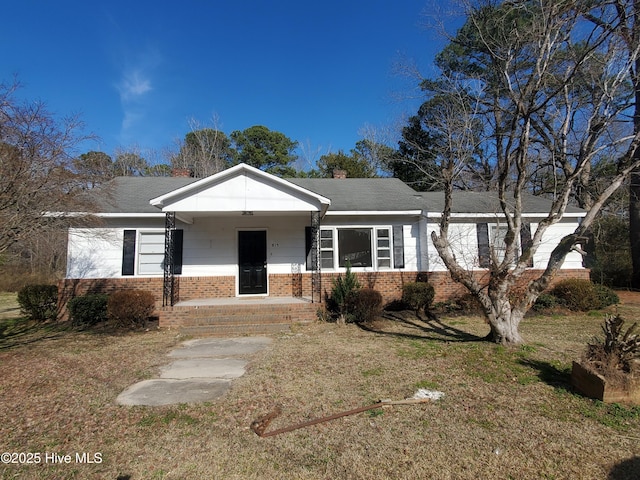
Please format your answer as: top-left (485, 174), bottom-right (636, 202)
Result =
top-left (483, 298), bottom-right (524, 345)
top-left (630, 43), bottom-right (640, 290)
top-left (631, 170), bottom-right (640, 289)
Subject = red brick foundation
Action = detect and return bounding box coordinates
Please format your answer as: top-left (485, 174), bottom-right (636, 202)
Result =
top-left (59, 269), bottom-right (590, 321)
top-left (422, 269), bottom-right (590, 302)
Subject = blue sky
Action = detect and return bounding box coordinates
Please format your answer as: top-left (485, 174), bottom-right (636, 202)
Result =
top-left (2, 1), bottom-right (458, 168)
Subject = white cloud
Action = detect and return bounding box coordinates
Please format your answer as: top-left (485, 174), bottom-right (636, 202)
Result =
top-left (113, 46), bottom-right (163, 146)
top-left (117, 69), bottom-right (152, 102)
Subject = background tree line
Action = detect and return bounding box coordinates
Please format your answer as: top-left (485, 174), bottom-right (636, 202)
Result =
top-left (1, 1), bottom-right (636, 302)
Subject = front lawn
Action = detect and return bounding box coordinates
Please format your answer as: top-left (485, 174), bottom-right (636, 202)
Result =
top-left (0, 293), bottom-right (638, 479)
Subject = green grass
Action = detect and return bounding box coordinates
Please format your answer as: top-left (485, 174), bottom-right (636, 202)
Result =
top-left (1, 295), bottom-right (638, 479)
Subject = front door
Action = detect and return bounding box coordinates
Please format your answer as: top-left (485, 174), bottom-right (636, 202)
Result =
top-left (238, 230), bottom-right (267, 295)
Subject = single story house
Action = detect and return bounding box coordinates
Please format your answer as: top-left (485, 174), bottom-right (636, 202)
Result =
top-left (60, 163), bottom-right (588, 328)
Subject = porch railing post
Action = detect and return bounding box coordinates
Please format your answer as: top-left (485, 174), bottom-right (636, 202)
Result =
top-left (163, 212), bottom-right (176, 307)
top-left (311, 211), bottom-right (321, 303)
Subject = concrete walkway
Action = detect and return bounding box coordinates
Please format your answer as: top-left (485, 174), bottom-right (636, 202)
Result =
top-left (116, 337), bottom-right (272, 406)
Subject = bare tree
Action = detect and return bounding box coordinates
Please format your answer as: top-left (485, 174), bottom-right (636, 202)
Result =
top-left (112, 145), bottom-right (148, 176)
top-left (425, 0), bottom-right (640, 344)
top-left (170, 116), bottom-right (234, 177)
top-left (0, 79), bottom-right (96, 256)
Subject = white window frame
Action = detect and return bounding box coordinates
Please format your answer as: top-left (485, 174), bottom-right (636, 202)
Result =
top-left (490, 224), bottom-right (519, 264)
top-left (319, 226), bottom-right (395, 271)
top-left (137, 230), bottom-right (166, 276)
top-left (320, 228), bottom-right (335, 270)
top-left (375, 228), bottom-right (392, 269)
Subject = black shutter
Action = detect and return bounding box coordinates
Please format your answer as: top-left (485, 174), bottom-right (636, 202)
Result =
top-left (305, 226), bottom-right (316, 270)
top-left (122, 230), bottom-right (136, 275)
top-left (173, 229), bottom-right (184, 274)
top-left (477, 223), bottom-right (490, 268)
top-left (520, 223), bottom-right (534, 268)
top-left (393, 225), bottom-right (405, 269)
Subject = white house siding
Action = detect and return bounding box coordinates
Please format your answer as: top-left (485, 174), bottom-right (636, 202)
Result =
top-left (533, 220), bottom-right (584, 269)
top-left (66, 218), bottom-right (166, 279)
top-left (67, 228), bottom-right (122, 278)
top-left (179, 215), bottom-right (309, 277)
top-left (65, 215), bottom-right (424, 280)
top-left (424, 217), bottom-right (584, 272)
top-left (65, 214), bottom-right (585, 281)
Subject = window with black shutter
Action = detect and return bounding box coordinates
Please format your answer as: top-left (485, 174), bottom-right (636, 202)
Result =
top-left (520, 223), bottom-right (534, 268)
top-left (305, 226), bottom-right (316, 270)
top-left (173, 229), bottom-right (184, 274)
top-left (477, 223), bottom-right (490, 268)
top-left (122, 230), bottom-right (136, 275)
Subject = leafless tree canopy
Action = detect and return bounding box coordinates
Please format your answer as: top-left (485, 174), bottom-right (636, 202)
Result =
top-left (169, 117), bottom-right (235, 177)
top-left (426, 0), bottom-right (640, 343)
top-left (0, 80), bottom-right (97, 255)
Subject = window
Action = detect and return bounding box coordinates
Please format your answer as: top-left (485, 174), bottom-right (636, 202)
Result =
top-left (490, 225), bottom-right (508, 262)
top-left (306, 225), bottom-right (405, 271)
top-left (122, 230), bottom-right (136, 276)
top-left (477, 223), bottom-right (532, 268)
top-left (376, 228), bottom-right (391, 268)
top-left (138, 231), bottom-right (166, 275)
top-left (121, 229), bottom-right (183, 276)
top-left (320, 229), bottom-right (334, 269)
top-left (338, 228), bottom-right (372, 267)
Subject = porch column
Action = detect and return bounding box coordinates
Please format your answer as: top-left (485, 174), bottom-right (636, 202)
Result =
top-left (163, 211), bottom-right (176, 307)
top-left (311, 211), bottom-right (321, 303)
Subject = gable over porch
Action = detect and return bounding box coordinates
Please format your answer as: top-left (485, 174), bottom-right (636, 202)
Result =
top-left (148, 163), bottom-right (330, 306)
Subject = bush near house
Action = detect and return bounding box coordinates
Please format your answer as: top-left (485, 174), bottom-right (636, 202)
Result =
top-left (16, 284), bottom-right (58, 322)
top-left (348, 288), bottom-right (383, 324)
top-left (401, 282), bottom-right (435, 315)
top-left (106, 290), bottom-right (156, 329)
top-left (329, 263), bottom-right (361, 323)
top-left (551, 279), bottom-right (618, 311)
top-left (532, 293), bottom-right (559, 312)
top-left (67, 293), bottom-right (109, 326)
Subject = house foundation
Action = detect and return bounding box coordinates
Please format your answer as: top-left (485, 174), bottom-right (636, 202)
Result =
top-left (58, 269), bottom-right (589, 328)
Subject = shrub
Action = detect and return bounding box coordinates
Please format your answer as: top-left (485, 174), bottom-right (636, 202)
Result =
top-left (330, 262), bottom-right (360, 322)
top-left (67, 293), bottom-right (109, 326)
top-left (349, 288), bottom-right (383, 324)
top-left (401, 282), bottom-right (435, 314)
top-left (532, 293), bottom-right (558, 312)
top-left (585, 314), bottom-right (640, 377)
top-left (17, 284), bottom-right (58, 322)
top-left (593, 284), bottom-right (619, 309)
top-left (551, 278), bottom-right (601, 311)
top-left (107, 290), bottom-right (156, 329)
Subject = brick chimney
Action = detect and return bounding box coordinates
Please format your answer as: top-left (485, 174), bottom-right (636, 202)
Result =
top-left (171, 167), bottom-right (192, 177)
top-left (332, 169), bottom-right (347, 179)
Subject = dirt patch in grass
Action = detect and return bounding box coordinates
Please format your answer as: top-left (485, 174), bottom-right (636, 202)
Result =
top-left (1, 297), bottom-right (639, 479)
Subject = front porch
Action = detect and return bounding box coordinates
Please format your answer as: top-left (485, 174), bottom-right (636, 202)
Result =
top-left (158, 296), bottom-right (319, 336)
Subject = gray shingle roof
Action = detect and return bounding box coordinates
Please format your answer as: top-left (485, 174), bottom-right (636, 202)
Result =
top-left (288, 178), bottom-right (423, 211)
top-left (94, 177), bottom-right (198, 213)
top-left (417, 191), bottom-right (585, 215)
top-left (90, 175), bottom-right (585, 216)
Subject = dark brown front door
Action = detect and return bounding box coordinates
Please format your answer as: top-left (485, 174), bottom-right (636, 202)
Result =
top-left (238, 230), bottom-right (267, 295)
